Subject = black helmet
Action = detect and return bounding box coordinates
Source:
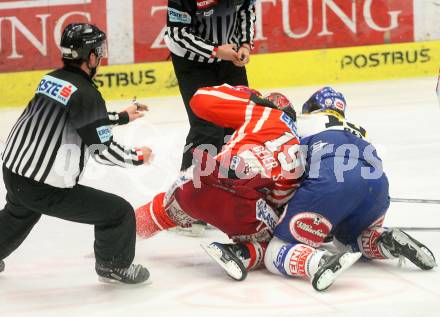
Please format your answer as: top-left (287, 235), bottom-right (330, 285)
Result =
top-left (60, 23), bottom-right (107, 61)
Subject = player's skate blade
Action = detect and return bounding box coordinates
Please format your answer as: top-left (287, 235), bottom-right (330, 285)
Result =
top-left (201, 243), bottom-right (247, 281)
top-left (312, 252), bottom-right (362, 291)
top-left (96, 263), bottom-right (150, 284)
top-left (0, 260), bottom-right (4, 273)
top-left (379, 229), bottom-right (437, 270)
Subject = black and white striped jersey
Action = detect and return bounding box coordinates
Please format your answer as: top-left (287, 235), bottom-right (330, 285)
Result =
top-left (1, 66), bottom-right (144, 188)
top-left (164, 0), bottom-right (256, 63)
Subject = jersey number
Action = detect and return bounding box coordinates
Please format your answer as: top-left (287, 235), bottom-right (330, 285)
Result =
top-left (264, 133), bottom-right (301, 172)
top-left (325, 116), bottom-right (366, 138)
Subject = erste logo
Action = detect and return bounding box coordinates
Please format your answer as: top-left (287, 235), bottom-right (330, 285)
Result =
top-left (36, 75), bottom-right (78, 106)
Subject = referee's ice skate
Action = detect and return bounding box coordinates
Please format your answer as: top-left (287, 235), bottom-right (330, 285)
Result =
top-left (96, 263), bottom-right (150, 284)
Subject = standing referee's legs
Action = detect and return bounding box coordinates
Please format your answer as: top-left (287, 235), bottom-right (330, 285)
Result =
top-left (0, 167), bottom-right (136, 268)
top-left (172, 55), bottom-right (249, 171)
top-left (42, 185), bottom-right (136, 268)
top-left (172, 55), bottom-right (222, 171)
top-left (0, 194), bottom-right (41, 261)
top-left (0, 167), bottom-right (41, 261)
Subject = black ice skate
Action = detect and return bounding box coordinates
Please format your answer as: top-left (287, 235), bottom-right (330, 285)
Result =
top-left (201, 242), bottom-right (248, 281)
top-left (312, 251), bottom-right (362, 291)
top-left (0, 260), bottom-right (4, 273)
top-left (96, 262), bottom-right (150, 284)
top-left (378, 229), bottom-right (437, 270)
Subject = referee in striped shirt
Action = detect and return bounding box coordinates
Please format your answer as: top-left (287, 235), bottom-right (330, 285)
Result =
top-left (165, 0), bottom-right (256, 171)
top-left (0, 23), bottom-right (151, 284)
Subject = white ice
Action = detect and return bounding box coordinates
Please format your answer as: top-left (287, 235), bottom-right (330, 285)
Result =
top-left (0, 77), bottom-right (440, 317)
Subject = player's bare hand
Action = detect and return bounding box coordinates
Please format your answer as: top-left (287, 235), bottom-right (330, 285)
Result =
top-left (124, 103), bottom-right (148, 122)
top-left (139, 146), bottom-right (154, 165)
top-left (233, 46), bottom-right (250, 67)
top-left (216, 44), bottom-right (239, 61)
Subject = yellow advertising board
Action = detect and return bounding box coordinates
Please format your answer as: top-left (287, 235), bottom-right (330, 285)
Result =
top-left (0, 40), bottom-right (439, 108)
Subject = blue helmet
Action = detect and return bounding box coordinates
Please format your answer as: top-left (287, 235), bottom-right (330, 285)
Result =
top-left (302, 87), bottom-right (347, 118)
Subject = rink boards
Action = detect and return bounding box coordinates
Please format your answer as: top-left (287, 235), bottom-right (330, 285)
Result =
top-left (0, 40), bottom-right (439, 108)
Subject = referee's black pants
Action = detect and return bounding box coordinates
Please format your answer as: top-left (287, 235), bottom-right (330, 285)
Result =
top-left (0, 166), bottom-right (135, 268)
top-left (171, 54), bottom-right (248, 171)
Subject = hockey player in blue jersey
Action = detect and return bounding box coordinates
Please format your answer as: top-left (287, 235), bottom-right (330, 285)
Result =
top-left (203, 87), bottom-right (436, 291)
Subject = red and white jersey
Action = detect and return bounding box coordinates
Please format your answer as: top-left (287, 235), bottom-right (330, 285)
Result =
top-left (190, 84), bottom-right (304, 207)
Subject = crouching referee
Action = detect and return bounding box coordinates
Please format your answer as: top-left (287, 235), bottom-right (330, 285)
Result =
top-left (0, 23), bottom-right (152, 284)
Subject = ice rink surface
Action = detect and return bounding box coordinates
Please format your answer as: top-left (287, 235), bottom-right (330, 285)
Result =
top-left (0, 77), bottom-right (440, 317)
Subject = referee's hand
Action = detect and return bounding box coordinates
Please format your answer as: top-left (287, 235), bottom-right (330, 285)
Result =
top-left (216, 44), bottom-right (239, 61)
top-left (233, 46), bottom-right (250, 67)
top-left (124, 103), bottom-right (148, 122)
top-left (138, 146), bottom-right (154, 165)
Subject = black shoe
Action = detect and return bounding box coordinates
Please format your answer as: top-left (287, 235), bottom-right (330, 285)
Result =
top-left (0, 260), bottom-right (4, 273)
top-left (201, 242), bottom-right (248, 281)
top-left (96, 262), bottom-right (150, 284)
top-left (312, 251), bottom-right (362, 291)
top-left (378, 229), bottom-right (437, 270)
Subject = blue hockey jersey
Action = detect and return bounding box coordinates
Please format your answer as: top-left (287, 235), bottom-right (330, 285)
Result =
top-left (296, 113), bottom-right (382, 178)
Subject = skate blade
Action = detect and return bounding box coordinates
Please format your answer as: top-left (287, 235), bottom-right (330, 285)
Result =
top-left (314, 252), bottom-right (362, 291)
top-left (169, 224), bottom-right (206, 237)
top-left (419, 247), bottom-right (438, 269)
top-left (201, 244), bottom-right (247, 281)
top-left (98, 276), bottom-right (152, 285)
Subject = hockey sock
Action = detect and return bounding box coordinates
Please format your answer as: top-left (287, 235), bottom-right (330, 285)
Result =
top-left (356, 227), bottom-right (394, 259)
top-left (239, 242), bottom-right (268, 271)
top-left (265, 238), bottom-right (326, 279)
top-left (135, 192), bottom-right (177, 238)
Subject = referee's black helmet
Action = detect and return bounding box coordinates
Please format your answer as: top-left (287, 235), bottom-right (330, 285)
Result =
top-left (60, 23), bottom-right (107, 61)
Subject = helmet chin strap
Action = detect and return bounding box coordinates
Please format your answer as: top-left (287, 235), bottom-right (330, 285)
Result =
top-left (86, 55), bottom-right (101, 79)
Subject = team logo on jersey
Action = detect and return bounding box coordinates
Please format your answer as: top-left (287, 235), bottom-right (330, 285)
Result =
top-left (36, 75), bottom-right (78, 106)
top-left (168, 8), bottom-right (191, 24)
top-left (96, 126), bottom-right (112, 143)
top-left (196, 0), bottom-right (217, 10)
top-left (289, 212), bottom-right (332, 247)
top-left (256, 199), bottom-right (279, 231)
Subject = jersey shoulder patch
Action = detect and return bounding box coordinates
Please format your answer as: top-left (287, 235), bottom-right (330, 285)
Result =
top-left (168, 8), bottom-right (192, 24)
top-left (36, 75), bottom-right (78, 106)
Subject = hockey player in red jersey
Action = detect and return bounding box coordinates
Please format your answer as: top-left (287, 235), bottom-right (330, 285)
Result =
top-left (135, 84), bottom-right (304, 267)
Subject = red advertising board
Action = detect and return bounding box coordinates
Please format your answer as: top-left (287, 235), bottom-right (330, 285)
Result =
top-left (254, 0), bottom-right (414, 54)
top-left (0, 0), bottom-right (415, 72)
top-left (133, 0), bottom-right (169, 64)
top-left (132, 0), bottom-right (414, 63)
top-left (0, 0), bottom-right (106, 72)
